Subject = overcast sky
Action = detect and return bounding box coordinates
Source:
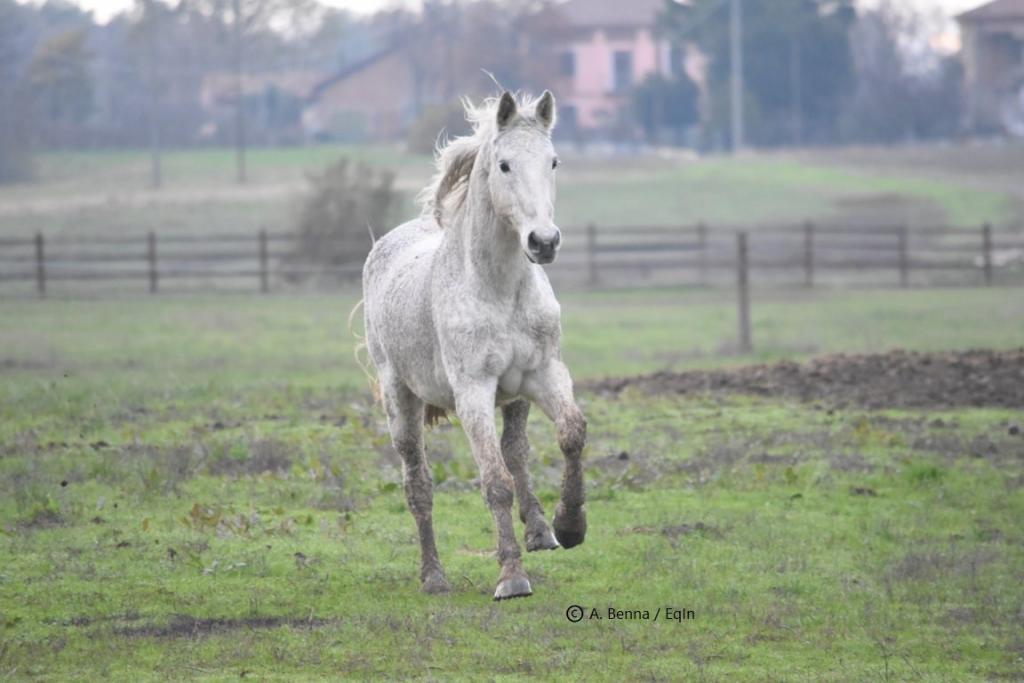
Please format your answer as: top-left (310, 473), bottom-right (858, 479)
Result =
top-left (33, 0), bottom-right (990, 26)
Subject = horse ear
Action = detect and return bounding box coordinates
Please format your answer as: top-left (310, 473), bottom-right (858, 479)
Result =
top-left (536, 90), bottom-right (556, 130)
top-left (496, 91), bottom-right (517, 130)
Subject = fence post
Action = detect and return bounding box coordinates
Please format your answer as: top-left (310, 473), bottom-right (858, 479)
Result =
top-left (697, 221), bottom-right (708, 286)
top-left (898, 224), bottom-right (909, 288)
top-left (803, 221), bottom-right (814, 288)
top-left (736, 231), bottom-right (752, 354)
top-left (259, 229), bottom-right (269, 294)
top-left (147, 231), bottom-right (158, 294)
top-left (586, 222), bottom-right (597, 288)
top-left (34, 232), bottom-right (46, 298)
top-left (981, 222), bottom-right (993, 286)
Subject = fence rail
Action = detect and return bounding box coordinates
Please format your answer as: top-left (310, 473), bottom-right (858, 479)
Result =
top-left (1, 223), bottom-right (1022, 297)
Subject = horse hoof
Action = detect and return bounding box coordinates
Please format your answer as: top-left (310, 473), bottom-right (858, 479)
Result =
top-left (493, 576), bottom-right (533, 601)
top-left (553, 505), bottom-right (587, 549)
top-left (554, 528), bottom-right (585, 549)
top-left (421, 571), bottom-right (451, 595)
top-left (526, 528), bottom-right (560, 552)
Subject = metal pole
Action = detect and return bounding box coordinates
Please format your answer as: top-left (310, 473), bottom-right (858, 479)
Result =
top-left (145, 0), bottom-right (162, 190)
top-left (34, 232), bottom-right (45, 298)
top-left (737, 232), bottom-right (752, 353)
top-left (729, 0), bottom-right (745, 152)
top-left (232, 0), bottom-right (247, 185)
top-left (789, 36), bottom-right (802, 146)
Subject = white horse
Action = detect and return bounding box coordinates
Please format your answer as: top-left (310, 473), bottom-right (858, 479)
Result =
top-left (362, 91), bottom-right (587, 600)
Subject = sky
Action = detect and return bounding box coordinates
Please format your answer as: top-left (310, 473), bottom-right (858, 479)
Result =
top-left (37, 0), bottom-right (990, 25)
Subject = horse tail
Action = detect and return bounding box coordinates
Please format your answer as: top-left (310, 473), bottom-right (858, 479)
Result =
top-left (347, 298), bottom-right (380, 403)
top-left (424, 405), bottom-right (449, 428)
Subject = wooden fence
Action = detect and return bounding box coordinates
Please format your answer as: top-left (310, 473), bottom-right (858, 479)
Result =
top-left (565, 222), bottom-right (1023, 290)
top-left (1, 223), bottom-right (1022, 297)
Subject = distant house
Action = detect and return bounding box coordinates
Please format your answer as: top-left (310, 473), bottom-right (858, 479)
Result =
top-left (200, 70), bottom-right (321, 144)
top-left (958, 0), bottom-right (1024, 135)
top-left (302, 0), bottom-right (699, 144)
top-left (549, 0), bottom-right (698, 136)
top-left (303, 46), bottom-right (424, 143)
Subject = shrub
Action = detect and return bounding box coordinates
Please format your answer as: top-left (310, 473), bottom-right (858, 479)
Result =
top-left (285, 158), bottom-right (401, 281)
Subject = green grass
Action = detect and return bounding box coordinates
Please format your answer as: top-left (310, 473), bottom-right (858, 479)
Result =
top-left (0, 145), bottom-right (1018, 241)
top-left (1, 287), bottom-right (1022, 679)
top-left (6, 145), bottom-right (424, 197)
top-left (558, 157), bottom-right (1017, 229)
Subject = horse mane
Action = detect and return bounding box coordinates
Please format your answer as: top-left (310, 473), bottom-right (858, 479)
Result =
top-left (418, 92), bottom-right (544, 229)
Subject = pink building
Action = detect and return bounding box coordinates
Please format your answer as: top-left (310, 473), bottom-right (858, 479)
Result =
top-left (551, 0), bottom-right (693, 133)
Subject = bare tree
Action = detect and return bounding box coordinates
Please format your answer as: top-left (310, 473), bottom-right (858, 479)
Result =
top-left (132, 0), bottom-right (176, 189)
top-left (187, 0), bottom-right (316, 183)
top-left (0, 0), bottom-right (34, 182)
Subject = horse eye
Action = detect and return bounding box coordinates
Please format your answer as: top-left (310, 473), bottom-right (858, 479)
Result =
top-left (552, 157), bottom-right (560, 170)
top-left (499, 161), bottom-right (511, 173)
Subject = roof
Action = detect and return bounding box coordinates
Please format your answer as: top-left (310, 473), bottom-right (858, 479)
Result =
top-left (307, 45), bottom-right (401, 103)
top-left (957, 0), bottom-right (1024, 23)
top-left (556, 0), bottom-right (677, 28)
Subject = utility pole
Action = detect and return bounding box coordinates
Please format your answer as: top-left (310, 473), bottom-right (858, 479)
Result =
top-left (789, 36), bottom-right (803, 146)
top-left (145, 0), bottom-right (162, 190)
top-left (232, 0), bottom-right (247, 184)
top-left (729, 0), bottom-right (745, 152)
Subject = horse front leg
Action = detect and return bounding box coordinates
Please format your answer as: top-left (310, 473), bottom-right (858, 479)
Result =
top-left (501, 400), bottom-right (559, 551)
top-left (456, 383), bottom-right (532, 600)
top-left (522, 361), bottom-right (588, 549)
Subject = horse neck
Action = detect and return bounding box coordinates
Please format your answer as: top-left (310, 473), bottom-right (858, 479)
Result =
top-left (443, 169), bottom-right (528, 296)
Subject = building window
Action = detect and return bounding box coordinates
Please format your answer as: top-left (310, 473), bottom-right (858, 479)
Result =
top-left (559, 51), bottom-right (576, 78)
top-left (613, 50), bottom-right (633, 92)
top-left (670, 45), bottom-right (685, 78)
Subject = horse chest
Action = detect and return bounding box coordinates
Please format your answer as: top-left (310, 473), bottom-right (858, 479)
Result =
top-left (494, 309), bottom-right (559, 396)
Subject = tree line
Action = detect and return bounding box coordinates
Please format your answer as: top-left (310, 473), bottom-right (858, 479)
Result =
top-left (0, 0), bottom-right (967, 184)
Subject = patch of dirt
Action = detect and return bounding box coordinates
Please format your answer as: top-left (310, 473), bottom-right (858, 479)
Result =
top-left (584, 349), bottom-right (1024, 410)
top-left (207, 439), bottom-right (294, 477)
top-left (18, 507), bottom-right (64, 529)
top-left (0, 357), bottom-right (56, 371)
top-left (114, 614), bottom-right (332, 639)
top-left (830, 192), bottom-right (946, 228)
top-left (886, 548), bottom-right (998, 583)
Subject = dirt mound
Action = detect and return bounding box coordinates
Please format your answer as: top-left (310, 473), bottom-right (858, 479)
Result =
top-left (584, 349), bottom-right (1024, 409)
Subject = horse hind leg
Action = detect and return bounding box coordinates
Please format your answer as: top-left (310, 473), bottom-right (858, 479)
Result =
top-left (382, 375), bottom-right (450, 594)
top-left (501, 400), bottom-right (558, 551)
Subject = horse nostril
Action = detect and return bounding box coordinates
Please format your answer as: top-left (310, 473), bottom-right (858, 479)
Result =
top-left (527, 232), bottom-right (541, 251)
top-left (552, 230), bottom-right (561, 248)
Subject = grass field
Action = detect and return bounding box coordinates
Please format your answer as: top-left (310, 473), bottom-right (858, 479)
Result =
top-left (1, 287), bottom-right (1022, 680)
top-left (0, 143), bottom-right (1021, 241)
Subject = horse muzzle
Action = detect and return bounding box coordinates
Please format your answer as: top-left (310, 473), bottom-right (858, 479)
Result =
top-left (525, 227), bottom-right (561, 265)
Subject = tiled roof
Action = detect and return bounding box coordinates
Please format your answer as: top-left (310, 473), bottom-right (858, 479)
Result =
top-left (957, 0), bottom-right (1024, 23)
top-left (307, 46), bottom-right (399, 102)
top-left (556, 0), bottom-right (677, 28)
